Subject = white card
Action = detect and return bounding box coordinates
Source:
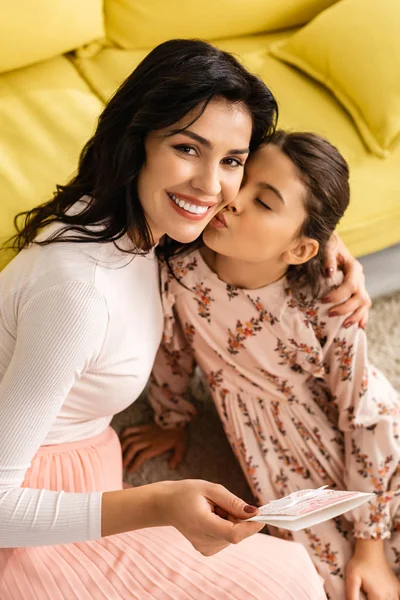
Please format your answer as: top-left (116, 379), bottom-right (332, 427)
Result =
top-left (246, 486), bottom-right (375, 531)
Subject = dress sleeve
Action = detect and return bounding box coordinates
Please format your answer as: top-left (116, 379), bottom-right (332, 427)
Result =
top-left (147, 267), bottom-right (197, 429)
top-left (0, 280), bottom-right (108, 547)
top-left (322, 306), bottom-right (400, 539)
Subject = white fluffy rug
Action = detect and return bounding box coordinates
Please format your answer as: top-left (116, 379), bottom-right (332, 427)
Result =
top-left (112, 291), bottom-right (400, 500)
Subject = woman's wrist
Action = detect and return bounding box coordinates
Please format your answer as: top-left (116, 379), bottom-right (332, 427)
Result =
top-left (101, 481), bottom-right (174, 537)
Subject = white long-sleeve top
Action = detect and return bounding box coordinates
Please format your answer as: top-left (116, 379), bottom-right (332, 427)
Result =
top-left (0, 225), bottom-right (163, 547)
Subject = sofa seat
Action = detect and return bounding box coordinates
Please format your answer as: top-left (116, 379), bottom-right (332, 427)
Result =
top-left (0, 55), bottom-right (103, 267)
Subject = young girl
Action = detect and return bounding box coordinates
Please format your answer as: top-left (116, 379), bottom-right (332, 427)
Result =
top-left (122, 131), bottom-right (400, 600)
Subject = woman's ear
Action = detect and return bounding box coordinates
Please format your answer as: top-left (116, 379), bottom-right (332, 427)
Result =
top-left (283, 237), bottom-right (319, 266)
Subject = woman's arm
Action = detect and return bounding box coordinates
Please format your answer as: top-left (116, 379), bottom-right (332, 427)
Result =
top-left (101, 479), bottom-right (263, 556)
top-left (0, 281), bottom-right (263, 554)
top-left (323, 232), bottom-right (371, 328)
top-left (0, 281), bottom-right (108, 547)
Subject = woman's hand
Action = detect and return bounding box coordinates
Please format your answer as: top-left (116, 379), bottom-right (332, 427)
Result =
top-left (102, 478), bottom-right (264, 556)
top-left (153, 479), bottom-right (264, 556)
top-left (323, 232), bottom-right (371, 329)
top-left (346, 539), bottom-right (400, 600)
top-left (121, 423), bottom-right (187, 472)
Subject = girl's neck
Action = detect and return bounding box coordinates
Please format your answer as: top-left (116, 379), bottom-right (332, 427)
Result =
top-left (201, 247), bottom-right (287, 290)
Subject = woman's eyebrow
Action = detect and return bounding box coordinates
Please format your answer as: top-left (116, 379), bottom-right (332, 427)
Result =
top-left (169, 129), bottom-right (250, 155)
top-left (258, 182), bottom-right (286, 204)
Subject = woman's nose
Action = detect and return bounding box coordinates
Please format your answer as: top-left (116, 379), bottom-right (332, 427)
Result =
top-left (191, 165), bottom-right (222, 198)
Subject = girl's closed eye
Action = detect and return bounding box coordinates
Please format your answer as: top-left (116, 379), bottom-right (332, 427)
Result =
top-left (256, 198), bottom-right (271, 210)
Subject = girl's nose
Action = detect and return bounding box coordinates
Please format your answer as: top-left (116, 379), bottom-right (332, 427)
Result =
top-left (225, 189), bottom-right (246, 214)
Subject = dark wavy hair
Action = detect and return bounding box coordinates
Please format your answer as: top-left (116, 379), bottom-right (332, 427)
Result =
top-left (9, 39), bottom-right (278, 259)
top-left (268, 130), bottom-right (350, 298)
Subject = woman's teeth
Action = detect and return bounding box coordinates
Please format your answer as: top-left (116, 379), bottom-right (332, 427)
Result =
top-left (169, 193), bottom-right (208, 215)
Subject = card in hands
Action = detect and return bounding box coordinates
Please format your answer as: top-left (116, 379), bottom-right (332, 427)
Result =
top-left (246, 486), bottom-right (374, 531)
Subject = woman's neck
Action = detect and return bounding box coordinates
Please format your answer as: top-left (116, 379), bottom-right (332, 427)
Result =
top-left (201, 247), bottom-right (287, 290)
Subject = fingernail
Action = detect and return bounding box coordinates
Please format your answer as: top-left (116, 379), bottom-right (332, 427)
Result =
top-left (329, 311), bottom-right (338, 317)
top-left (244, 505), bottom-right (258, 514)
top-left (325, 268), bottom-right (334, 278)
top-left (321, 297), bottom-right (331, 304)
top-left (344, 322), bottom-right (353, 329)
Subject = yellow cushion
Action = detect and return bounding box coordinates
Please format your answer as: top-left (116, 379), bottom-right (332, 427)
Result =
top-left (104, 0), bottom-right (338, 49)
top-left (241, 52), bottom-right (400, 256)
top-left (270, 0), bottom-right (400, 158)
top-left (72, 30), bottom-right (293, 102)
top-left (0, 57), bottom-right (104, 268)
top-left (0, 0), bottom-right (104, 73)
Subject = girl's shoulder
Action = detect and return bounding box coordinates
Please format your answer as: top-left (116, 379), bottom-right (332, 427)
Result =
top-left (280, 271), bottom-right (347, 346)
top-left (159, 249), bottom-right (216, 297)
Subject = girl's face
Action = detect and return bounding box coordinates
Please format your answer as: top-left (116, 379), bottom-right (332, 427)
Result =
top-left (203, 143), bottom-right (318, 267)
top-left (137, 98), bottom-right (252, 244)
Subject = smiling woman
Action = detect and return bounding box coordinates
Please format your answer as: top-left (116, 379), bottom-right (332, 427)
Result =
top-left (137, 97), bottom-right (252, 242)
top-left (10, 39), bottom-right (277, 255)
top-left (0, 38), bottom-right (328, 600)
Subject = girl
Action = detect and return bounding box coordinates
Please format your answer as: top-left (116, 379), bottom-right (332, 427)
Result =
top-left (124, 131), bottom-right (400, 600)
top-left (0, 39), bottom-right (332, 599)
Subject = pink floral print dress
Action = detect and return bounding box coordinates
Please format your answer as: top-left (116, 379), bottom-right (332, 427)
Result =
top-left (148, 250), bottom-right (400, 600)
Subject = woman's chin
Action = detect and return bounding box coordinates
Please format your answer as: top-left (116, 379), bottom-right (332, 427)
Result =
top-left (166, 224), bottom-right (209, 245)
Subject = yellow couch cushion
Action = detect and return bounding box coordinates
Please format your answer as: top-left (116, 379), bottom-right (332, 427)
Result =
top-left (73, 41), bottom-right (400, 257)
top-left (73, 30), bottom-right (293, 103)
top-left (0, 57), bottom-right (104, 268)
top-left (270, 0), bottom-right (400, 158)
top-left (0, 0), bottom-right (104, 73)
top-left (241, 51), bottom-right (400, 256)
top-left (104, 0), bottom-right (338, 49)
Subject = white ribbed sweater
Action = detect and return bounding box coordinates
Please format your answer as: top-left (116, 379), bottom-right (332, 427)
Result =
top-left (0, 233), bottom-right (163, 547)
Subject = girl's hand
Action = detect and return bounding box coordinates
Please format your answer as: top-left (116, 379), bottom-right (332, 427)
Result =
top-left (121, 423), bottom-right (187, 472)
top-left (154, 479), bottom-right (264, 556)
top-left (346, 540), bottom-right (400, 600)
top-left (323, 232), bottom-right (371, 329)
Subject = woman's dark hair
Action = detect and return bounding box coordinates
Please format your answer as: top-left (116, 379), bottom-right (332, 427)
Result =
top-left (268, 130), bottom-right (350, 299)
top-left (9, 39), bottom-right (278, 257)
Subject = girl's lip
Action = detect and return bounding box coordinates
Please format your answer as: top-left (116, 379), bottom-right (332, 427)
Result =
top-left (209, 213), bottom-right (227, 229)
top-left (215, 213), bottom-right (227, 226)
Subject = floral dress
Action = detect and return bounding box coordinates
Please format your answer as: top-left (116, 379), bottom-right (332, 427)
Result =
top-left (148, 250), bottom-right (400, 600)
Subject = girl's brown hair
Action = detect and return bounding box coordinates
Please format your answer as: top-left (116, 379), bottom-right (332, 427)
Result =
top-left (268, 130), bottom-right (350, 298)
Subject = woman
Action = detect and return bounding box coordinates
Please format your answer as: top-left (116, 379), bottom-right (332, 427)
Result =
top-left (123, 131), bottom-right (399, 599)
top-left (0, 39), bottom-right (363, 599)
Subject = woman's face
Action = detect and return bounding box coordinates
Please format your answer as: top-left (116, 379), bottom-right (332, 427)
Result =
top-left (137, 98), bottom-right (253, 244)
top-left (203, 143), bottom-right (316, 266)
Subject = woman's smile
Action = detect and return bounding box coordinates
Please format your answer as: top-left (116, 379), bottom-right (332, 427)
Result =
top-left (167, 192), bottom-right (213, 220)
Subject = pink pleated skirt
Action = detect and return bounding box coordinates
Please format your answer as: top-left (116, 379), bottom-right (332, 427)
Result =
top-left (0, 427), bottom-right (326, 599)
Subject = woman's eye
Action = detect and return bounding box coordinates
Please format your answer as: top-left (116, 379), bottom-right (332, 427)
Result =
top-left (174, 145), bottom-right (197, 156)
top-left (223, 157), bottom-right (244, 168)
top-left (256, 198), bottom-right (271, 210)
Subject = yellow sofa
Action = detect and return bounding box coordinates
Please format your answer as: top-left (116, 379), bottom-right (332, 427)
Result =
top-left (1, 0), bottom-right (399, 270)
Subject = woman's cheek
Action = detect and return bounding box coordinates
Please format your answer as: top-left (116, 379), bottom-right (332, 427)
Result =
top-left (226, 175), bottom-right (243, 203)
